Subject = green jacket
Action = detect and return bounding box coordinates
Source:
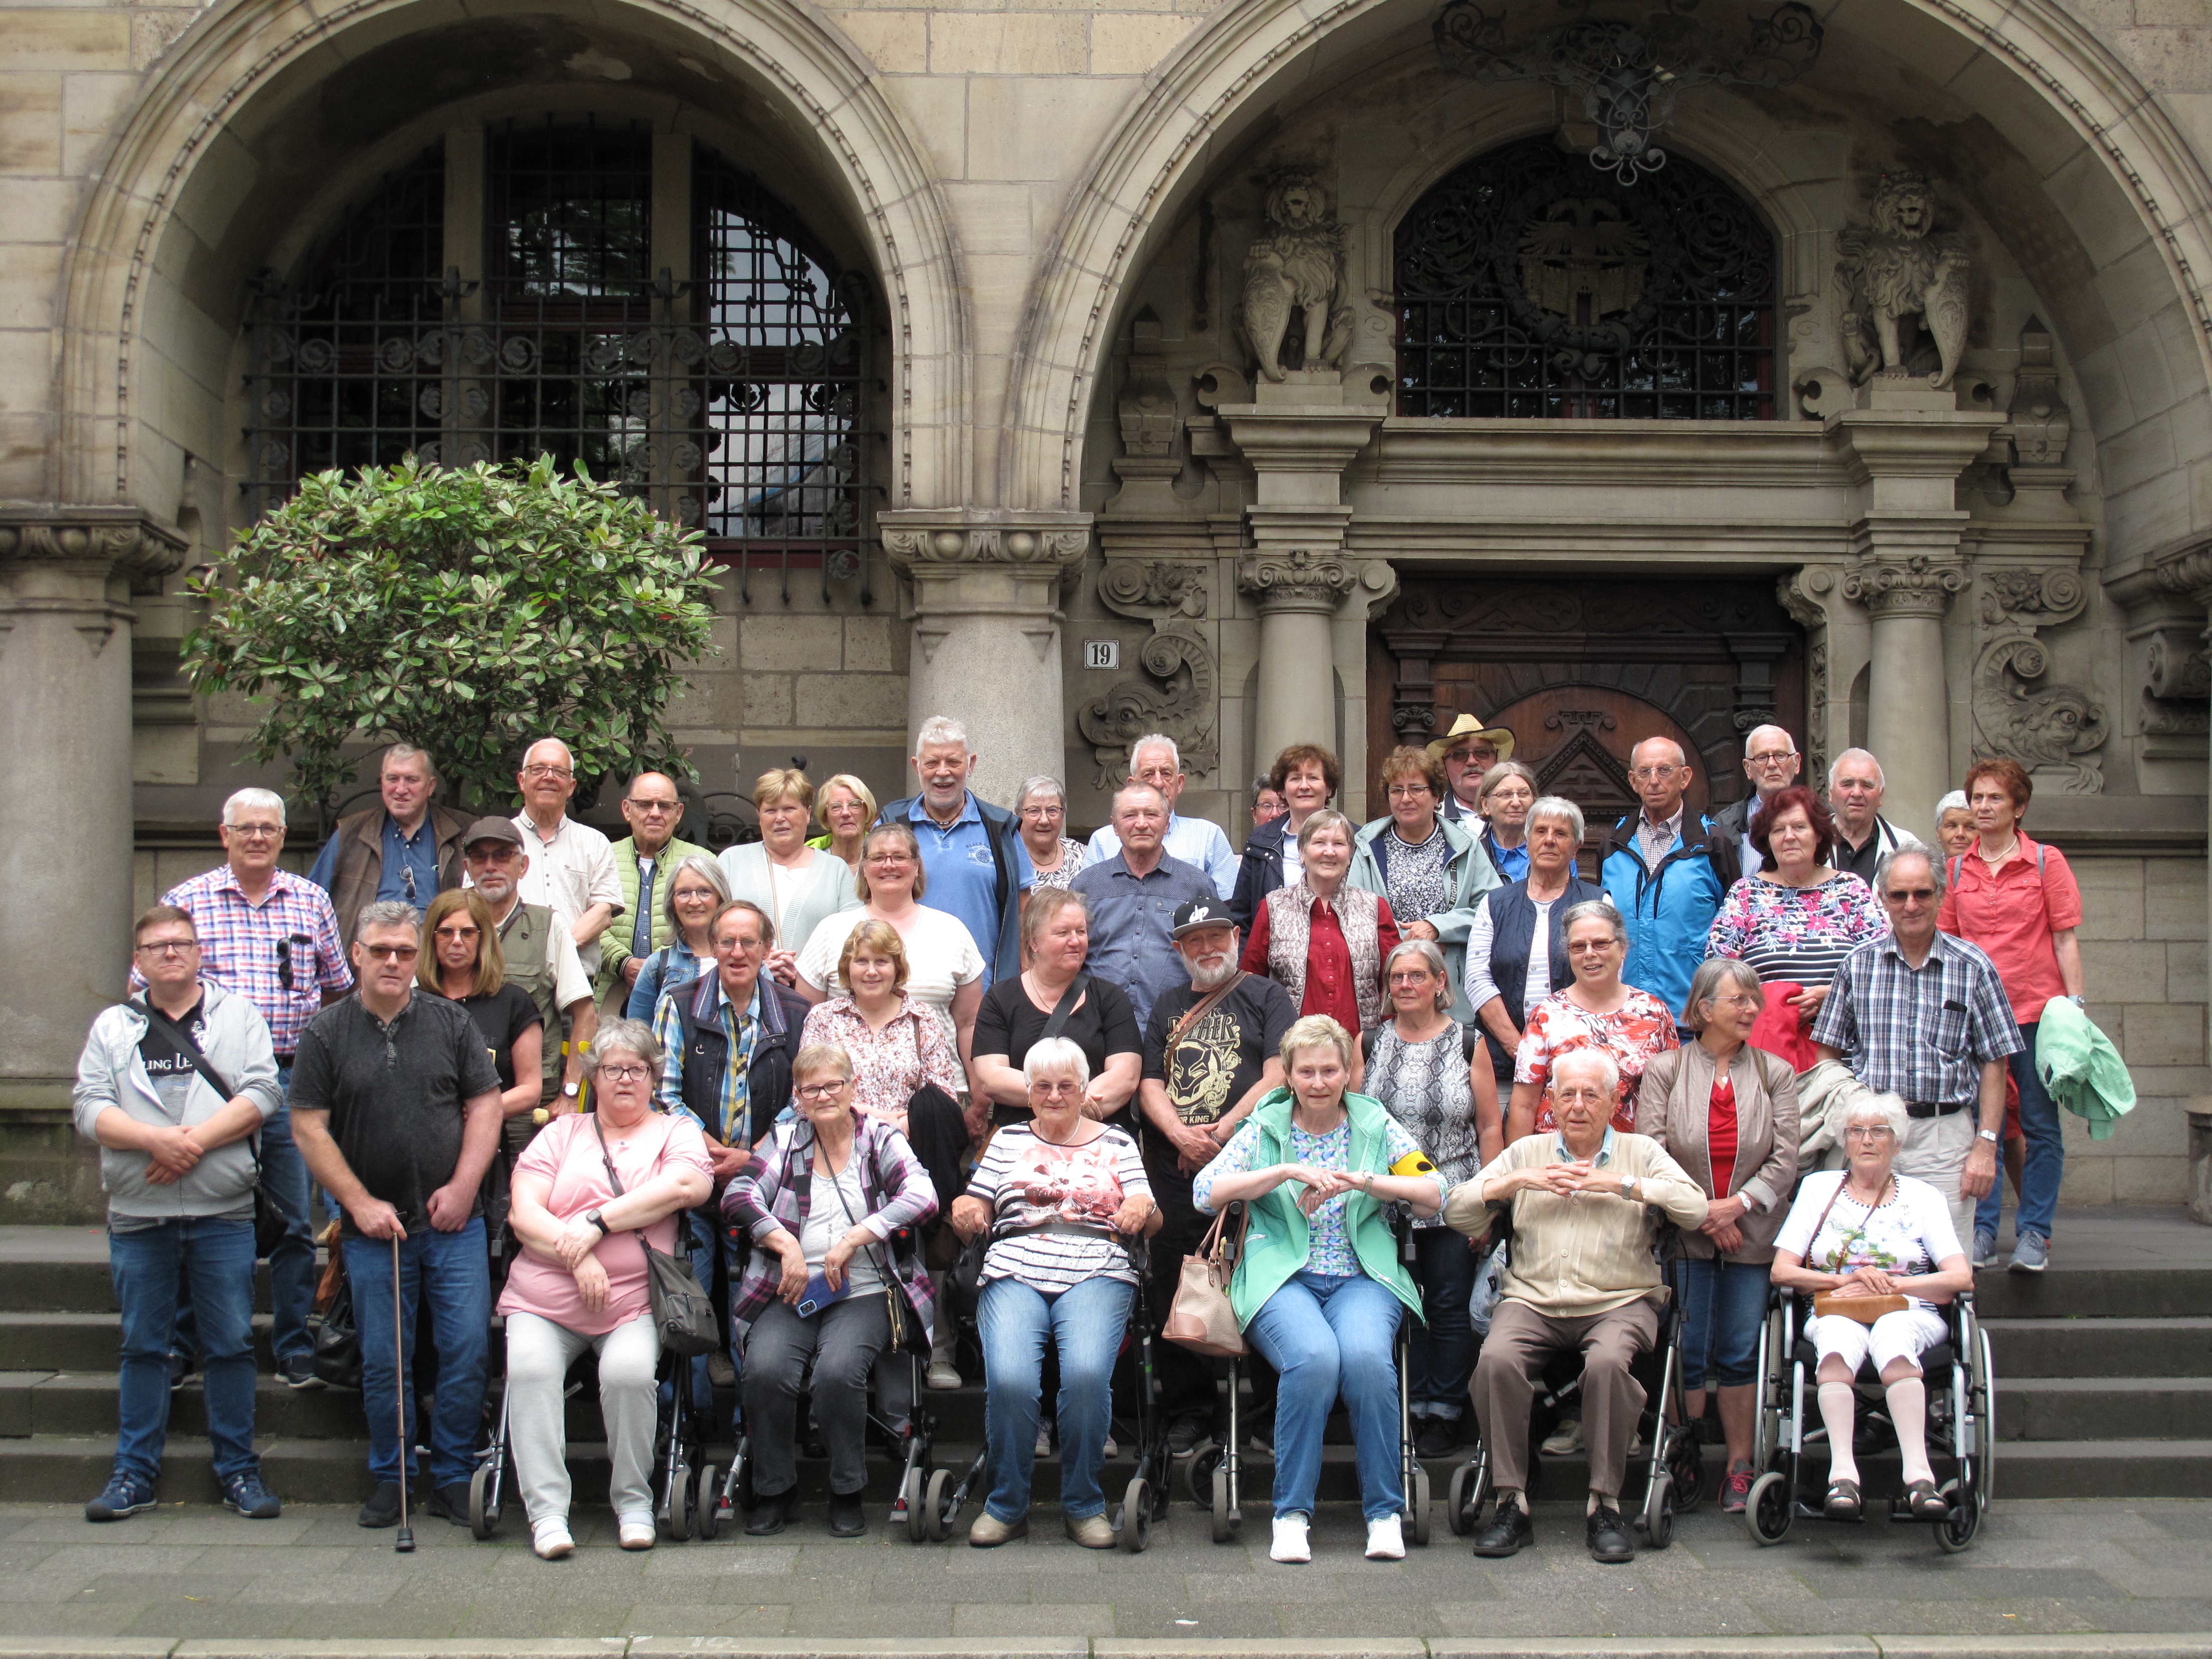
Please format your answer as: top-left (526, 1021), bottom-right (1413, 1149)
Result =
top-left (1227, 1087), bottom-right (1425, 1329)
top-left (2036, 999), bottom-right (2135, 1140)
top-left (598, 835), bottom-right (710, 995)
top-left (1346, 814), bottom-right (1500, 1022)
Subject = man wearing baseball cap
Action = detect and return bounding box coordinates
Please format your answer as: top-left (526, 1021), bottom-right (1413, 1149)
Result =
top-left (460, 817), bottom-right (595, 1139)
top-left (1428, 714), bottom-right (1516, 825)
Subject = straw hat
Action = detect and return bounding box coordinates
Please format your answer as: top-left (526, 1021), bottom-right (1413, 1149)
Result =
top-left (1425, 712), bottom-right (1516, 765)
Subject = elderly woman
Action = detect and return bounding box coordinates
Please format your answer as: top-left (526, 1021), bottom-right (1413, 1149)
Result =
top-left (1230, 743), bottom-right (1338, 928)
top-left (1510, 900), bottom-right (1680, 1142)
top-left (1194, 1015), bottom-right (1444, 1564)
top-left (624, 854), bottom-right (730, 1021)
top-left (1476, 760), bottom-right (1541, 884)
top-left (1706, 784), bottom-right (1887, 1026)
top-left (972, 888), bottom-right (1141, 1130)
top-left (807, 773), bottom-right (877, 874)
top-left (498, 1018), bottom-right (713, 1559)
top-left (1349, 746), bottom-right (1500, 1022)
top-left (1636, 958), bottom-right (1800, 1514)
top-left (723, 1042), bottom-right (939, 1538)
top-left (1933, 790), bottom-right (1976, 861)
top-left (1771, 1091), bottom-right (1973, 1521)
top-left (1014, 775), bottom-right (1087, 889)
top-left (796, 823), bottom-right (985, 1062)
top-left (1243, 809), bottom-right (1401, 1054)
top-left (421, 890), bottom-right (542, 1128)
top-left (1939, 756), bottom-right (2085, 1275)
top-left (1361, 940), bottom-right (1488, 1457)
top-left (949, 1037), bottom-right (1158, 1549)
top-left (1467, 796), bottom-right (1605, 1122)
top-left (1250, 778), bottom-right (1286, 830)
top-left (722, 770), bottom-right (860, 992)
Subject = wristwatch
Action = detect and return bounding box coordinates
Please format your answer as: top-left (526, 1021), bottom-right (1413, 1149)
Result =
top-left (1976, 1128), bottom-right (2001, 1144)
top-left (561, 1081), bottom-right (580, 1099)
top-left (1620, 1173), bottom-right (1640, 1200)
top-left (585, 1209), bottom-right (610, 1236)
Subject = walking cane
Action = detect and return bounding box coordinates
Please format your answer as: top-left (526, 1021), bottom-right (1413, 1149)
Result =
top-left (391, 1232), bottom-right (414, 1553)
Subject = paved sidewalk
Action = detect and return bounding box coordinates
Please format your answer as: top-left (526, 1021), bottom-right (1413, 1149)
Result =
top-left (1, 1498), bottom-right (2206, 1645)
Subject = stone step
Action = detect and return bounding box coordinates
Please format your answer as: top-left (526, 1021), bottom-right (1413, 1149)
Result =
top-left (1982, 1315), bottom-right (2212, 1377)
top-left (0, 1311), bottom-right (279, 1371)
top-left (1997, 1375), bottom-right (2212, 1442)
top-left (1968, 1264), bottom-right (2212, 1319)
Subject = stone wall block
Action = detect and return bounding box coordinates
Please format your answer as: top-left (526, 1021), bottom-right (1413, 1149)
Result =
top-left (2144, 858), bottom-right (2207, 937)
top-left (0, 10), bottom-right (131, 71)
top-left (2123, 1001), bottom-right (2207, 1067)
top-left (2169, 939), bottom-right (2207, 1005)
top-left (2111, 1151), bottom-right (2187, 1203)
top-left (739, 614), bottom-right (842, 672)
top-left (2079, 939), bottom-right (2171, 1003)
top-left (795, 672), bottom-right (909, 729)
top-left (930, 13), bottom-right (1087, 75)
top-left (2057, 1155), bottom-right (2114, 1203)
top-left (741, 671), bottom-right (794, 728)
top-left (831, 10), bottom-right (928, 73)
top-left (965, 77), bottom-right (1121, 184)
top-left (2070, 857), bottom-right (2145, 940)
top-left (60, 70), bottom-right (136, 177)
top-left (844, 615), bottom-right (902, 674)
top-left (0, 78), bottom-right (63, 173)
top-left (1089, 11), bottom-right (1197, 74)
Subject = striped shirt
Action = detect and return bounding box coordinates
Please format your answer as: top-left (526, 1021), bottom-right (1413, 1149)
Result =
top-left (968, 1124), bottom-right (1151, 1292)
top-left (1811, 931), bottom-right (2023, 1105)
top-left (141, 867), bottom-right (351, 1058)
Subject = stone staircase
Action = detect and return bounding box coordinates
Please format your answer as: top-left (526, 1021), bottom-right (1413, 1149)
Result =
top-left (1, 1208), bottom-right (2206, 1508)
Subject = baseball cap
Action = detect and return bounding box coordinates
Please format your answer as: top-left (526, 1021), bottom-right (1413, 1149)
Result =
top-left (1170, 900), bottom-right (1236, 939)
top-left (461, 816), bottom-right (523, 850)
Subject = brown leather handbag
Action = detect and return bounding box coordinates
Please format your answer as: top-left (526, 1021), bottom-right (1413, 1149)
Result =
top-left (1164, 1206), bottom-right (1249, 1357)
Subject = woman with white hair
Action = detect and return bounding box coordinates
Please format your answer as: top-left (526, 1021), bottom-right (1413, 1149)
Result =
top-left (1013, 775), bottom-right (1087, 889)
top-left (1771, 1091), bottom-right (1972, 1522)
top-left (948, 1037), bottom-right (1158, 1548)
top-left (1933, 790), bottom-right (1976, 861)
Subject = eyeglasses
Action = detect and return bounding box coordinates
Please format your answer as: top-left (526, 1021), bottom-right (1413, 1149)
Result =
top-left (866, 853), bottom-right (915, 867)
top-left (1711, 993), bottom-right (1761, 1009)
top-left (1885, 888), bottom-right (1938, 903)
top-left (433, 926), bottom-right (480, 943)
top-left (362, 943), bottom-right (419, 962)
top-left (1629, 765), bottom-right (1682, 781)
top-left (629, 799), bottom-right (680, 814)
top-left (1385, 783), bottom-right (1434, 799)
top-left (1843, 1125), bottom-right (1895, 1141)
top-left (401, 864), bottom-right (418, 903)
top-left (275, 935), bottom-right (306, 991)
top-left (1031, 1080), bottom-right (1083, 1097)
top-left (795, 1080), bottom-right (849, 1100)
top-left (599, 1064), bottom-right (652, 1084)
top-left (1747, 751), bottom-right (1798, 767)
top-left (1388, 970), bottom-right (1436, 986)
top-left (520, 763), bottom-right (573, 780)
top-left (227, 822), bottom-right (283, 841)
top-left (135, 939), bottom-right (197, 957)
top-left (1017, 805), bottom-right (1062, 820)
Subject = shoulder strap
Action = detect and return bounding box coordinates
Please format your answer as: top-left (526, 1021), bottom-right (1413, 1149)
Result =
top-left (1039, 973), bottom-right (1086, 1043)
top-left (981, 804), bottom-right (1014, 936)
top-left (1164, 971), bottom-right (1245, 1054)
top-left (137, 999), bottom-right (237, 1102)
top-left (1948, 854), bottom-right (1963, 889)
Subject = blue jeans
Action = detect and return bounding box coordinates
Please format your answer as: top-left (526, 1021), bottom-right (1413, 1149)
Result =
top-left (1409, 1227), bottom-right (1477, 1420)
top-left (1677, 1256), bottom-right (1769, 1389)
top-left (111, 1217), bottom-right (260, 1484)
top-left (174, 1070), bottom-right (316, 1369)
top-left (685, 1206), bottom-right (741, 1433)
top-left (1247, 1270), bottom-right (1405, 1521)
top-left (1977, 1024), bottom-right (2064, 1242)
top-left (978, 1274), bottom-right (1133, 1523)
top-left (342, 1220), bottom-right (490, 1488)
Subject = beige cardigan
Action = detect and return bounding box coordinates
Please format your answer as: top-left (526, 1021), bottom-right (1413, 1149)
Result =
top-left (1635, 1041), bottom-right (1800, 1263)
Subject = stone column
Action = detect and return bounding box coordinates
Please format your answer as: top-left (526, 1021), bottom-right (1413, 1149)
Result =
top-left (881, 511), bottom-right (1090, 805)
top-left (2147, 537), bottom-right (2212, 1224)
top-left (0, 506), bottom-right (185, 1214)
top-left (1237, 549), bottom-right (1358, 766)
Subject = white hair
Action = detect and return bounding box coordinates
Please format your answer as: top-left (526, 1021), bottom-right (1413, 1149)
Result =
top-left (522, 736), bottom-right (573, 768)
top-left (1022, 1035), bottom-right (1092, 1089)
top-left (222, 788), bottom-right (287, 827)
top-left (1526, 794), bottom-right (1585, 845)
top-left (382, 743), bottom-right (437, 781)
top-left (1015, 775), bottom-right (1066, 812)
top-left (913, 715), bottom-right (969, 758)
top-left (1550, 1046), bottom-right (1621, 1098)
top-left (1841, 1090), bottom-right (1911, 1144)
top-left (1935, 789), bottom-right (1969, 825)
top-left (1742, 724), bottom-right (1796, 758)
top-left (1828, 747), bottom-right (1886, 791)
top-left (1129, 733), bottom-right (1181, 772)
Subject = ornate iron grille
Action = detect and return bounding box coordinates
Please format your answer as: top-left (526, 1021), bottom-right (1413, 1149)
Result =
top-left (1394, 135), bottom-right (1776, 419)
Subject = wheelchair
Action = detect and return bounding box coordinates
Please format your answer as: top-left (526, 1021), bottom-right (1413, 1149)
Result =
top-left (1182, 1203), bottom-right (1435, 1548)
top-left (915, 1226), bottom-right (1171, 1552)
top-left (1441, 1217), bottom-right (1706, 1550)
top-left (1742, 1285), bottom-right (1993, 1552)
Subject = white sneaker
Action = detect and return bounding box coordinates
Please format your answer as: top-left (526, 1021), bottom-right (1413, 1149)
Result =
top-left (618, 1521), bottom-right (655, 1551)
top-left (926, 1360), bottom-right (962, 1391)
top-left (1102, 1432), bottom-right (1117, 1458)
top-left (1270, 1513), bottom-right (1311, 1563)
top-left (1541, 1417), bottom-right (1584, 1456)
top-left (1036, 1420), bottom-right (1054, 1458)
top-left (1365, 1514), bottom-right (1406, 1560)
top-left (531, 1519), bottom-right (575, 1560)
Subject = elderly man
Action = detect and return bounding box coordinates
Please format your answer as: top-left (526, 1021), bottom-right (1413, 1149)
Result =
top-left (146, 787), bottom-right (350, 1393)
top-left (1812, 847), bottom-right (2020, 1241)
top-left (879, 716), bottom-right (1032, 988)
top-left (1827, 748), bottom-right (1908, 884)
top-left (1594, 737), bottom-right (1739, 1014)
top-left (1071, 782), bottom-right (1218, 1036)
top-left (1711, 725), bottom-right (1800, 877)
top-left (1428, 713), bottom-right (1516, 823)
top-left (289, 900), bottom-right (504, 1530)
top-left (1450, 1047), bottom-right (1708, 1563)
top-left (511, 737), bottom-right (624, 981)
top-left (1084, 734), bottom-right (1239, 898)
top-left (599, 771), bottom-right (708, 1006)
top-left (308, 743), bottom-right (472, 952)
top-left (77, 906), bottom-right (285, 1524)
top-left (461, 818), bottom-right (595, 1126)
top-left (1139, 900), bottom-right (1295, 1451)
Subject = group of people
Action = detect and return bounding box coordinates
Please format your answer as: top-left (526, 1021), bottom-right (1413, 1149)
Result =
top-left (75, 708), bottom-right (2094, 1572)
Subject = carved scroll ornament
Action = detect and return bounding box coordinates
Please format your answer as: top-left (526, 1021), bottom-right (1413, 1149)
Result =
top-left (1079, 561), bottom-right (1220, 788)
top-left (1973, 636), bottom-right (2107, 793)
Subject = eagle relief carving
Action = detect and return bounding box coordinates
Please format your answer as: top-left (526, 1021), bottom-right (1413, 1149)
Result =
top-left (1520, 199), bottom-right (1649, 331)
top-left (1836, 170), bottom-right (1971, 390)
top-left (1242, 169), bottom-right (1354, 382)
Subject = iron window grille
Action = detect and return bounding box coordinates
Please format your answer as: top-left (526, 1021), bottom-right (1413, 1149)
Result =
top-left (1394, 135), bottom-right (1777, 419)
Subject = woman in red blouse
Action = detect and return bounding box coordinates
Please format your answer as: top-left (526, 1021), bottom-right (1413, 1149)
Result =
top-left (1241, 810), bottom-right (1400, 1081)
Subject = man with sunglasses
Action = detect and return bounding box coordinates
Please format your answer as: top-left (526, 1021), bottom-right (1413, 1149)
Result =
top-left (307, 743), bottom-right (472, 954)
top-left (141, 787), bottom-right (350, 1393)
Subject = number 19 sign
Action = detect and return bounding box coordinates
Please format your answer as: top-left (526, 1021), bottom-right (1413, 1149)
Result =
top-left (1083, 640), bottom-right (1120, 670)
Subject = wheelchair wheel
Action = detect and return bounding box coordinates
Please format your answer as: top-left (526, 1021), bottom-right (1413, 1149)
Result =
top-left (1745, 1470), bottom-right (1791, 1547)
top-left (1181, 1440), bottom-right (1220, 1507)
top-left (1408, 1463), bottom-right (1432, 1546)
top-left (658, 1459), bottom-right (694, 1542)
top-left (1209, 1463), bottom-right (1238, 1543)
top-left (1668, 1428), bottom-right (1707, 1513)
top-left (468, 1463), bottom-right (500, 1540)
top-left (1446, 1454), bottom-right (1487, 1536)
top-left (1640, 1466), bottom-right (1676, 1550)
top-left (1975, 1323), bottom-right (1998, 1506)
top-left (1119, 1476), bottom-right (1153, 1553)
top-left (1934, 1478), bottom-right (1981, 1553)
top-left (695, 1465), bottom-right (720, 1541)
top-left (902, 1467), bottom-right (929, 1543)
top-left (924, 1467), bottom-right (957, 1542)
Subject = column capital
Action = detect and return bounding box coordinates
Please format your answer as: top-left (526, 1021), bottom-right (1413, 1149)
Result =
top-left (0, 503), bottom-right (188, 589)
top-left (880, 510), bottom-right (1091, 576)
top-left (2149, 533), bottom-right (2212, 610)
top-left (1237, 548), bottom-right (1359, 613)
top-left (1842, 551), bottom-right (1967, 619)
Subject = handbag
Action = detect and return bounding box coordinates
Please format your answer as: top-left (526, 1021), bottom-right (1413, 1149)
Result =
top-left (591, 1115), bottom-right (721, 1357)
top-left (1468, 1236), bottom-right (1510, 1337)
top-left (1164, 1205), bottom-right (1249, 1357)
top-left (1803, 1174), bottom-right (1907, 1327)
top-left (312, 1255), bottom-right (362, 1391)
top-left (136, 1000), bottom-right (286, 1260)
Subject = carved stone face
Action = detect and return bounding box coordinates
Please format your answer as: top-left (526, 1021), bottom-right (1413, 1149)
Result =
top-left (1269, 177), bottom-right (1323, 230)
top-left (1871, 179), bottom-right (1933, 240)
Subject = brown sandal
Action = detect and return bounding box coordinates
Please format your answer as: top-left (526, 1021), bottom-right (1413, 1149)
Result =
top-left (1906, 1478), bottom-right (1949, 1519)
top-left (1823, 1478), bottom-right (1862, 1519)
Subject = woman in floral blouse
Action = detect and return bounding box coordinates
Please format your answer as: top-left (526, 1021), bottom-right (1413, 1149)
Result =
top-left (1510, 901), bottom-right (1679, 1140)
top-left (797, 920), bottom-right (970, 1141)
top-left (1705, 784), bottom-right (1888, 1026)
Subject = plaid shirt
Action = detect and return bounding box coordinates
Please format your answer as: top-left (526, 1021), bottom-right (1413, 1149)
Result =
top-left (719, 1113), bottom-right (938, 1344)
top-left (141, 867), bottom-right (351, 1057)
top-left (651, 972), bottom-right (760, 1144)
top-left (1811, 930), bottom-right (2023, 1105)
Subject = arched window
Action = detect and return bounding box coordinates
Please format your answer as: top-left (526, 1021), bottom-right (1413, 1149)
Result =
top-left (1394, 135), bottom-right (1776, 419)
top-left (242, 121), bottom-right (875, 600)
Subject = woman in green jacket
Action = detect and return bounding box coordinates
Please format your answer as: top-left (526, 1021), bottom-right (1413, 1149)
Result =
top-left (1193, 1015), bottom-right (1445, 1565)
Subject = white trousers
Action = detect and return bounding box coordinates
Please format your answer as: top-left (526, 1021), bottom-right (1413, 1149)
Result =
top-left (1807, 1306), bottom-right (1948, 1377)
top-left (504, 1308), bottom-right (661, 1527)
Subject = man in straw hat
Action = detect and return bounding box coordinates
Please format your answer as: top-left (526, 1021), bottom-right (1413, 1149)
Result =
top-left (1427, 713), bottom-right (1517, 825)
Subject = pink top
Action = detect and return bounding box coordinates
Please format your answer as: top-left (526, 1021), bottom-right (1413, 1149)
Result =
top-left (1936, 833), bottom-right (2082, 1025)
top-left (497, 1111), bottom-right (714, 1336)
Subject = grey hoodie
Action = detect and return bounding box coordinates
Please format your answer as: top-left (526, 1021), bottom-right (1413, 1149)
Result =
top-left (73, 981), bottom-right (282, 1221)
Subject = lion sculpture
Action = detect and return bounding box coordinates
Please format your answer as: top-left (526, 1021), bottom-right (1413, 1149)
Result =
top-left (1836, 170), bottom-right (1971, 390)
top-left (1243, 170), bottom-right (1353, 382)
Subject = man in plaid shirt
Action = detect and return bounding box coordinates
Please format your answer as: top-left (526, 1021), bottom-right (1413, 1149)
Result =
top-left (139, 787), bottom-right (352, 1390)
top-left (1813, 846), bottom-right (2021, 1242)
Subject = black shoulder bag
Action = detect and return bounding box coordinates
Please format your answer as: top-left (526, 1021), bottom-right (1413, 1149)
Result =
top-left (590, 1114), bottom-right (720, 1355)
top-left (135, 1000), bottom-right (286, 1260)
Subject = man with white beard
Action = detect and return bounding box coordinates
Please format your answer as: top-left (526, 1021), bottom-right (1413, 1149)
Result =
top-left (459, 819), bottom-right (595, 1150)
top-left (1137, 901), bottom-right (1298, 1453)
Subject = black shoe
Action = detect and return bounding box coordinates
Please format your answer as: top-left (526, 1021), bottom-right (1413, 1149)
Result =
top-left (423, 1480), bottom-right (473, 1526)
top-left (1470, 1498), bottom-right (1533, 1557)
top-left (167, 1353), bottom-right (194, 1392)
top-left (745, 1488), bottom-right (796, 1536)
top-left (1414, 1418), bottom-right (1463, 1460)
top-left (280, 1354), bottom-right (325, 1392)
top-left (358, 1481), bottom-right (403, 1528)
top-left (826, 1492), bottom-right (867, 1538)
top-left (1167, 1414), bottom-right (1208, 1457)
top-left (1586, 1504), bottom-right (1635, 1563)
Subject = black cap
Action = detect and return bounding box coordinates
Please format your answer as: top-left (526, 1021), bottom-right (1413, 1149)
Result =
top-left (461, 816), bottom-right (523, 850)
top-left (1170, 900), bottom-right (1235, 939)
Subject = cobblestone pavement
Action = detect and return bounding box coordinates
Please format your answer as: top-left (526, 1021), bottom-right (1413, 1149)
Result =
top-left (1, 1498), bottom-right (2206, 1644)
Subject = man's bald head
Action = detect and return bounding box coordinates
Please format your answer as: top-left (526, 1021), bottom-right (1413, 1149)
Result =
top-left (620, 770), bottom-right (685, 855)
top-left (1741, 724), bottom-right (1801, 800)
top-left (1629, 736), bottom-right (1691, 820)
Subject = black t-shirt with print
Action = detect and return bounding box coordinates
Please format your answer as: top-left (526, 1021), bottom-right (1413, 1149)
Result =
top-left (136, 997), bottom-right (209, 1118)
top-left (1140, 973), bottom-right (1297, 1158)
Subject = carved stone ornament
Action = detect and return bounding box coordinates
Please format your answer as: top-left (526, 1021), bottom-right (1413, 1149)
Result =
top-left (1242, 169), bottom-right (1353, 384)
top-left (2005, 316), bottom-right (2072, 470)
top-left (1836, 170), bottom-right (1971, 391)
top-left (1842, 554), bottom-right (1965, 619)
top-left (1973, 636), bottom-right (2108, 793)
top-left (1777, 567), bottom-right (1838, 786)
top-left (1977, 567), bottom-right (2088, 630)
top-left (1098, 560), bottom-right (1208, 621)
top-left (1236, 548), bottom-right (1358, 611)
top-left (881, 524), bottom-right (1090, 569)
top-left (0, 504), bottom-right (189, 588)
top-left (1080, 561), bottom-right (1217, 786)
top-left (1118, 311), bottom-right (1180, 460)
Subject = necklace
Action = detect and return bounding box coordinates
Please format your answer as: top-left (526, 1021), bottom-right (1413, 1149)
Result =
top-left (1979, 836), bottom-right (2019, 865)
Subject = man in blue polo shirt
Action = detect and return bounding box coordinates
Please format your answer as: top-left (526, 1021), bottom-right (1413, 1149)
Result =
top-left (878, 715), bottom-right (1032, 988)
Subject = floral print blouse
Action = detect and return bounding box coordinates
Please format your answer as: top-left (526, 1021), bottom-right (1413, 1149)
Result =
top-left (1705, 873), bottom-right (1888, 990)
top-left (1514, 988), bottom-right (1680, 1133)
top-left (796, 994), bottom-right (966, 1134)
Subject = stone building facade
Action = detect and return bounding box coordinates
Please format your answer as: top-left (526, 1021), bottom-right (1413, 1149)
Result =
top-left (5, 0), bottom-right (2212, 1214)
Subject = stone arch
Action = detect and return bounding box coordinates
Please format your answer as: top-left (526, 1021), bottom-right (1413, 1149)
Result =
top-left (53, 0), bottom-right (970, 521)
top-left (1010, 0), bottom-right (2212, 534)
